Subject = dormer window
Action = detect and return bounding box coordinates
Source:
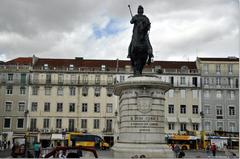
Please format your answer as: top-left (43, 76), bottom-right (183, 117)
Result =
top-left (155, 65), bottom-right (162, 74)
top-left (44, 64), bottom-right (48, 70)
top-left (180, 66), bottom-right (188, 73)
top-left (69, 64), bottom-right (74, 70)
top-left (101, 65), bottom-right (106, 71)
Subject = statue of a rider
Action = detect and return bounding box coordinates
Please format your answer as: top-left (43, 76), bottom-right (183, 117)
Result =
top-left (127, 5), bottom-right (153, 75)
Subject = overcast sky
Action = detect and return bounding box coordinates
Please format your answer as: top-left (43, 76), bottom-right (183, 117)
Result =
top-left (0, 0), bottom-right (239, 62)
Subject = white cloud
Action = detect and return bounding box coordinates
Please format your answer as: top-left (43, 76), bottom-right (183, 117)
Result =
top-left (0, 0), bottom-right (238, 61)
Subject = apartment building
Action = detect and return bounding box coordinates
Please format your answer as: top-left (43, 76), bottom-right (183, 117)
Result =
top-left (151, 61), bottom-right (201, 135)
top-left (196, 57), bottom-right (239, 134)
top-left (27, 57), bottom-right (124, 146)
top-left (114, 61), bottom-right (202, 136)
top-left (1, 56), bottom-right (238, 147)
top-left (0, 58), bottom-right (32, 144)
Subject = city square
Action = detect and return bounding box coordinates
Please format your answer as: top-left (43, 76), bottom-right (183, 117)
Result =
top-left (0, 0), bottom-right (239, 158)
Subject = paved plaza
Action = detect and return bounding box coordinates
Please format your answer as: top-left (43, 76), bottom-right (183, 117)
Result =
top-left (0, 148), bottom-right (238, 158)
top-left (97, 149), bottom-right (239, 159)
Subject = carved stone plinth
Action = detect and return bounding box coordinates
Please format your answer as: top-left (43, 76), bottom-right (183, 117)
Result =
top-left (112, 76), bottom-right (174, 158)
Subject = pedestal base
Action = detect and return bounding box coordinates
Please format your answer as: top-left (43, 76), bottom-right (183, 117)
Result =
top-left (112, 142), bottom-right (174, 158)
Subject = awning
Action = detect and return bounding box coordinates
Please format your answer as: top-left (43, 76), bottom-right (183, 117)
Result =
top-left (191, 118), bottom-right (201, 123)
top-left (178, 117), bottom-right (189, 123)
top-left (51, 134), bottom-right (64, 140)
top-left (166, 117), bottom-right (177, 122)
top-left (40, 134), bottom-right (51, 140)
top-left (189, 136), bottom-right (200, 140)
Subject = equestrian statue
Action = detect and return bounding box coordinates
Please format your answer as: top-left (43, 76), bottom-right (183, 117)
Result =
top-left (127, 5), bottom-right (154, 76)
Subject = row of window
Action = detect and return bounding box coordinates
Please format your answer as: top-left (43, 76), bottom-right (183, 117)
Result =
top-left (2, 118), bottom-right (113, 130)
top-left (168, 123), bottom-right (199, 131)
top-left (30, 118), bottom-right (113, 130)
top-left (203, 77), bottom-right (238, 88)
top-left (5, 86), bottom-right (26, 95)
top-left (204, 105), bottom-right (236, 116)
top-left (31, 102), bottom-right (113, 113)
top-left (168, 89), bottom-right (237, 100)
top-left (168, 105), bottom-right (199, 114)
top-left (168, 121), bottom-right (237, 132)
top-left (5, 101), bottom-right (26, 112)
top-left (3, 101), bottom-right (113, 113)
top-left (32, 74), bottom-right (113, 84)
top-left (168, 104), bottom-right (236, 116)
top-left (31, 86), bottom-right (113, 97)
top-left (203, 90), bottom-right (236, 99)
top-left (203, 64), bottom-right (235, 74)
top-left (5, 73), bottom-right (27, 83)
top-left (3, 117), bottom-right (236, 133)
top-left (168, 76), bottom-right (198, 87)
top-left (3, 118), bottom-right (24, 129)
top-left (204, 121), bottom-right (236, 132)
top-left (168, 90), bottom-right (199, 98)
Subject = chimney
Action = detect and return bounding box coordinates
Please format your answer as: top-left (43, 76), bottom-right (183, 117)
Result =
top-left (32, 54), bottom-right (38, 65)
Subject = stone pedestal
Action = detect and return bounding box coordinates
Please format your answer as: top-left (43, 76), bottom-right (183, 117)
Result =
top-left (112, 76), bottom-right (174, 158)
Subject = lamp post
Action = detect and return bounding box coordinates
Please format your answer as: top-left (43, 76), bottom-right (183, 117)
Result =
top-left (24, 109), bottom-right (29, 157)
top-left (200, 111), bottom-right (205, 149)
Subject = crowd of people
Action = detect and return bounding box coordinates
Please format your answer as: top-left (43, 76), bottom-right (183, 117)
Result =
top-left (171, 144), bottom-right (185, 158)
top-left (0, 140), bottom-right (11, 150)
top-left (171, 142), bottom-right (237, 158)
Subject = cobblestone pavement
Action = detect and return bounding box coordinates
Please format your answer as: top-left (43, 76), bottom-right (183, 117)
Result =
top-left (0, 149), bottom-right (11, 158)
top-left (0, 148), bottom-right (238, 158)
top-left (97, 149), bottom-right (239, 159)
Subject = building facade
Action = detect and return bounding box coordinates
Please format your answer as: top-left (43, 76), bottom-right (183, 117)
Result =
top-left (27, 57), bottom-right (119, 147)
top-left (157, 62), bottom-right (202, 135)
top-left (196, 57), bottom-right (239, 134)
top-left (0, 58), bottom-right (32, 145)
top-left (0, 56), bottom-right (238, 147)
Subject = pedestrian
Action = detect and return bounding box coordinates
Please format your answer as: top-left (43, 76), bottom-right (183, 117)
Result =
top-left (178, 150), bottom-right (185, 158)
top-left (0, 140), bottom-right (2, 150)
top-left (173, 144), bottom-right (180, 158)
top-left (171, 143), bottom-right (175, 151)
top-left (211, 143), bottom-right (217, 157)
top-left (223, 143), bottom-right (230, 158)
top-left (33, 142), bottom-right (41, 158)
top-left (206, 144), bottom-right (210, 158)
top-left (3, 141), bottom-right (7, 150)
top-left (7, 140), bottom-right (10, 149)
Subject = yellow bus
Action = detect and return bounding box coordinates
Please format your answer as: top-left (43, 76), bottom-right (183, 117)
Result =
top-left (68, 133), bottom-right (109, 150)
top-left (167, 134), bottom-right (199, 150)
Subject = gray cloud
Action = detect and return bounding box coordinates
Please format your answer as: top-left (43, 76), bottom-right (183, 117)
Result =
top-left (0, 0), bottom-right (238, 61)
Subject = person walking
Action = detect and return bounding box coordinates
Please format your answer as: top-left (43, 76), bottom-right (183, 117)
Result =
top-left (211, 143), bottom-right (217, 157)
top-left (33, 142), bottom-right (41, 158)
top-left (223, 143), bottom-right (231, 158)
top-left (7, 141), bottom-right (10, 149)
top-left (0, 140), bottom-right (2, 151)
top-left (3, 141), bottom-right (7, 150)
top-left (173, 144), bottom-right (180, 158)
top-left (206, 144), bottom-right (211, 158)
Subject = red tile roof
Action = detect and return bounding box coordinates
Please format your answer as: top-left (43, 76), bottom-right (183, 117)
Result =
top-left (198, 57), bottom-right (239, 62)
top-left (151, 61), bottom-right (196, 69)
top-left (33, 57), bottom-right (197, 69)
top-left (6, 57), bottom-right (32, 65)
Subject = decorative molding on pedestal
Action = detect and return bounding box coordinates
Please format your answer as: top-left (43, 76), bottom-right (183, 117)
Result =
top-left (112, 75), bottom-right (174, 158)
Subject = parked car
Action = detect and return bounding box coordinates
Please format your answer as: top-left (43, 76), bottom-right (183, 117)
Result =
top-left (44, 146), bottom-right (98, 158)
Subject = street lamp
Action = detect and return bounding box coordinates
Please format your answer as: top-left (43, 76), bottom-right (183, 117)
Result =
top-left (24, 109), bottom-right (29, 157)
top-left (200, 111), bottom-right (205, 149)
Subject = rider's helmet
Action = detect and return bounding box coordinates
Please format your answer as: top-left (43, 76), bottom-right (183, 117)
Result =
top-left (138, 5), bottom-right (144, 14)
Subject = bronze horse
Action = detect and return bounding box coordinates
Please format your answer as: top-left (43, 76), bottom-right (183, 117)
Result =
top-left (128, 5), bottom-right (153, 76)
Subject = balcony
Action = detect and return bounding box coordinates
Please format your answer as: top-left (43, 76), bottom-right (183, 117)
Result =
top-left (203, 84), bottom-right (238, 89)
top-left (0, 78), bottom-right (28, 85)
top-left (29, 79), bottom-right (114, 86)
top-left (102, 128), bottom-right (113, 135)
top-left (161, 69), bottom-right (200, 75)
